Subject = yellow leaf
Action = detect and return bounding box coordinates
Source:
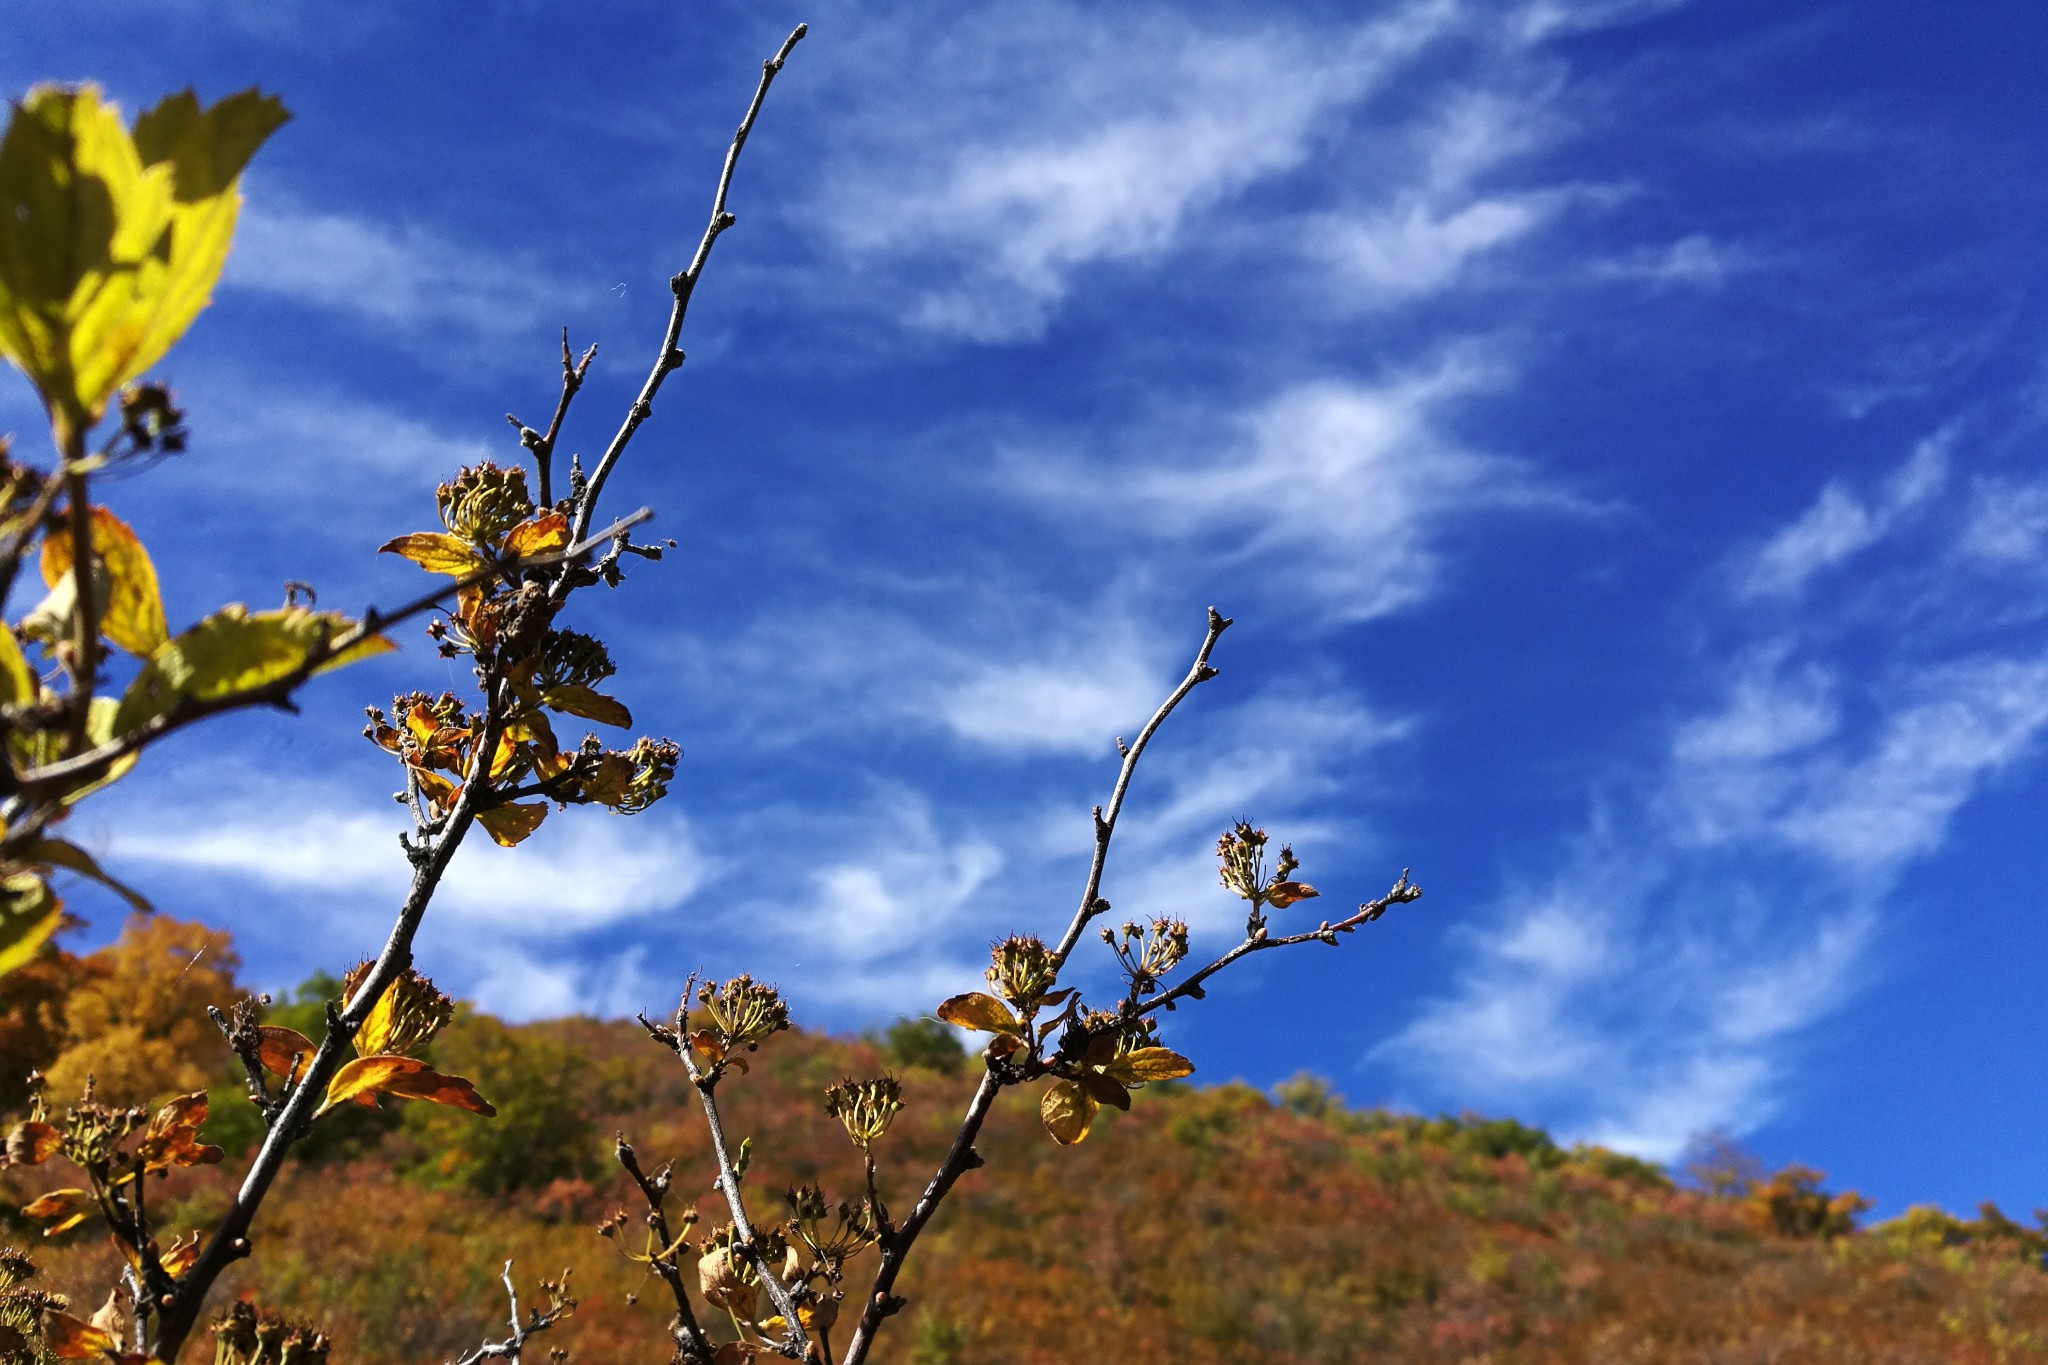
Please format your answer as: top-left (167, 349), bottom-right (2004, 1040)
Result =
top-left (20, 835), bottom-right (151, 913)
top-left (1101, 1046), bottom-right (1195, 1085)
top-left (0, 623), bottom-right (35, 706)
top-left (477, 801), bottom-right (547, 847)
top-left (503, 511), bottom-right (568, 558)
top-left (113, 604), bottom-right (370, 736)
top-left (0, 86), bottom-right (174, 438)
top-left (934, 991), bottom-right (1023, 1035)
top-left (411, 766), bottom-right (458, 811)
top-left (1039, 1079), bottom-right (1099, 1146)
top-left (136, 1090), bottom-right (221, 1172)
top-left (0, 873), bottom-right (62, 978)
top-left (542, 683), bottom-right (631, 728)
top-left (0, 87), bottom-right (284, 440)
top-left (22, 1187), bottom-right (93, 1235)
top-left (159, 1229), bottom-right (199, 1277)
top-left (40, 506), bottom-right (167, 656)
top-left (320, 1054), bottom-right (495, 1117)
top-left (379, 531), bottom-right (488, 577)
top-left (255, 1025), bottom-right (315, 1084)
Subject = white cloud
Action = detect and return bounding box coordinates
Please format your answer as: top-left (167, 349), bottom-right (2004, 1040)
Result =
top-left (1021, 359), bottom-right (1571, 622)
top-left (1736, 431), bottom-right (1950, 598)
top-left (227, 199), bottom-right (590, 352)
top-left (803, 0), bottom-right (1464, 340)
top-left (1389, 420), bottom-right (2048, 1158)
top-left (116, 789), bottom-right (706, 937)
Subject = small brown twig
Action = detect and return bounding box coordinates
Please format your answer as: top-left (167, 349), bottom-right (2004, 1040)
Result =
top-left (509, 329), bottom-right (598, 509)
top-left (615, 1136), bottom-right (717, 1363)
top-left (447, 1262), bottom-right (575, 1365)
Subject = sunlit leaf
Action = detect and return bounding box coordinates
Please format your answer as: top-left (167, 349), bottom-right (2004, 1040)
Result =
top-left (477, 800), bottom-right (547, 847)
top-left (0, 623), bottom-right (36, 706)
top-left (935, 992), bottom-right (1022, 1035)
top-left (137, 1090), bottom-right (222, 1172)
top-left (1040, 1078), bottom-right (1099, 1146)
top-left (503, 511), bottom-right (568, 558)
top-left (1265, 880), bottom-right (1319, 908)
top-left (39, 1309), bottom-right (114, 1359)
top-left (159, 1229), bottom-right (199, 1277)
top-left (1101, 1046), bottom-right (1195, 1085)
top-left (0, 873), bottom-right (63, 978)
top-left (411, 766), bottom-right (459, 812)
top-left (379, 531), bottom-right (487, 577)
top-left (22, 1187), bottom-right (94, 1235)
top-left (114, 605), bottom-right (380, 737)
top-left (0, 86), bottom-right (174, 437)
top-left (20, 836), bottom-right (150, 913)
top-left (542, 683), bottom-right (631, 728)
top-left (40, 506), bottom-right (167, 656)
top-left (4, 1119), bottom-right (60, 1165)
top-left (320, 1054), bottom-right (495, 1117)
top-left (255, 1024), bottom-right (314, 1085)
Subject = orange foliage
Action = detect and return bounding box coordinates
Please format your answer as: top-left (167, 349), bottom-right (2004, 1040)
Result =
top-left (42, 916), bottom-right (238, 1108)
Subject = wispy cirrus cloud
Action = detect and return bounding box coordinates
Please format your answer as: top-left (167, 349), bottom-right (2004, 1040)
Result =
top-left (1387, 427), bottom-right (2048, 1159)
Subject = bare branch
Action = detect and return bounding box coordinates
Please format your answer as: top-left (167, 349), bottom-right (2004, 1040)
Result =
top-left (569, 23), bottom-right (808, 549)
top-left (447, 1261), bottom-right (575, 1365)
top-left (615, 1136), bottom-right (716, 1363)
top-left (1048, 606), bottom-right (1232, 971)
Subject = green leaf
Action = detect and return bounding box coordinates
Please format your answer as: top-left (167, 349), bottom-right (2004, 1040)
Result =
top-left (0, 623), bottom-right (36, 707)
top-left (0, 85), bottom-right (174, 437)
top-left (114, 604), bottom-right (376, 737)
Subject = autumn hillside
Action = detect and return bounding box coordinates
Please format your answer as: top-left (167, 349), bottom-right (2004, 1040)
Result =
top-left (4, 918), bottom-right (2045, 1364)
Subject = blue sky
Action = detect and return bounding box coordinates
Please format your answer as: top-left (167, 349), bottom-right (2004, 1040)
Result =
top-left (8, 0), bottom-right (2047, 1217)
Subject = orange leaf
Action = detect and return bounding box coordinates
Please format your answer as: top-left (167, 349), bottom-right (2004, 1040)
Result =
top-left (411, 767), bottom-right (459, 811)
top-left (321, 1054), bottom-right (495, 1117)
top-left (477, 801), bottom-right (547, 847)
top-left (160, 1230), bottom-right (200, 1277)
top-left (1101, 1046), bottom-right (1195, 1084)
top-left (1265, 880), bottom-right (1319, 908)
top-left (934, 992), bottom-right (1022, 1035)
top-left (379, 531), bottom-right (488, 577)
top-left (23, 1188), bottom-right (94, 1235)
top-left (256, 1025), bottom-right (316, 1084)
top-left (137, 1090), bottom-right (222, 1172)
top-left (5, 1119), bottom-right (60, 1165)
top-left (503, 511), bottom-right (569, 558)
top-left (1039, 1079), bottom-right (1099, 1146)
top-left (40, 1310), bottom-right (114, 1359)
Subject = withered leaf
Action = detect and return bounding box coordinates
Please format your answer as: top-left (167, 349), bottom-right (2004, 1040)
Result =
top-left (321, 1054), bottom-right (496, 1117)
top-left (542, 683), bottom-right (632, 728)
top-left (1040, 1078), bottom-right (1100, 1146)
top-left (39, 1309), bottom-right (114, 1359)
top-left (23, 1187), bottom-right (94, 1235)
top-left (5, 1119), bottom-right (60, 1165)
top-left (137, 1090), bottom-right (222, 1172)
top-left (1101, 1046), bottom-right (1195, 1085)
top-left (255, 1024), bottom-right (315, 1084)
top-left (935, 992), bottom-right (1022, 1035)
top-left (1265, 880), bottom-right (1319, 908)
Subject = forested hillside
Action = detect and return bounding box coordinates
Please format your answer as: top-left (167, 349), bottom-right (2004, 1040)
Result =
top-left (4, 918), bottom-right (2043, 1364)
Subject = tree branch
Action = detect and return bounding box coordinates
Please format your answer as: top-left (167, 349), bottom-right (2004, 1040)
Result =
top-left (568, 23), bottom-right (807, 550)
top-left (615, 1136), bottom-right (716, 1364)
top-left (447, 1262), bottom-right (574, 1365)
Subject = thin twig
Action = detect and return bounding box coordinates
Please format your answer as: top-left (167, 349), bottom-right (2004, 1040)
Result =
top-left (447, 1261), bottom-right (574, 1365)
top-left (674, 1039), bottom-right (813, 1360)
top-left (568, 23), bottom-right (807, 550)
top-left (616, 1136), bottom-right (717, 1363)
